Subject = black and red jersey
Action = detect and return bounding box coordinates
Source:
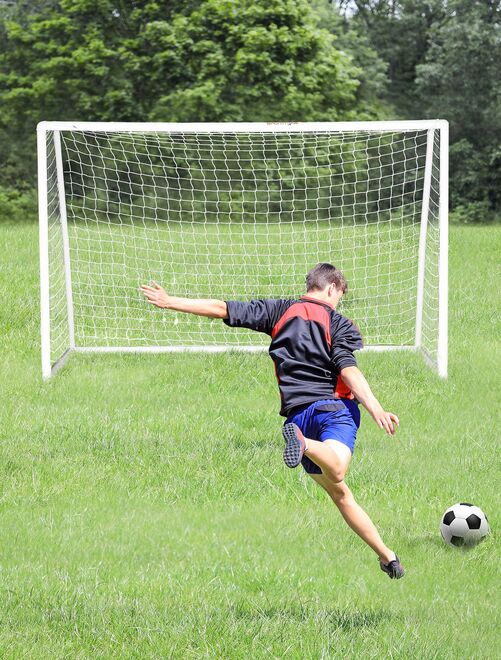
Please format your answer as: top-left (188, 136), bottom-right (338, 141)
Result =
top-left (224, 296), bottom-right (363, 416)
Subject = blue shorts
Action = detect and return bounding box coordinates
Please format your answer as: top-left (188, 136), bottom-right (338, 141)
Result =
top-left (284, 398), bottom-right (360, 474)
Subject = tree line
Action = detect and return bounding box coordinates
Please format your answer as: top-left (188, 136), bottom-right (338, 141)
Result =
top-left (0, 0), bottom-right (499, 223)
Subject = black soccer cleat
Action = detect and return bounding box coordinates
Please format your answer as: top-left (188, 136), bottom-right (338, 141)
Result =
top-left (379, 555), bottom-right (405, 579)
top-left (282, 423), bottom-right (306, 468)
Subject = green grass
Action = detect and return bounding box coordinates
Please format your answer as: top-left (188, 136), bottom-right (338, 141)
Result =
top-left (0, 222), bottom-right (500, 658)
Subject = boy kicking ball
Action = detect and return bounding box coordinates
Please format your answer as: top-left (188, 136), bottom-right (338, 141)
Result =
top-left (141, 262), bottom-right (404, 579)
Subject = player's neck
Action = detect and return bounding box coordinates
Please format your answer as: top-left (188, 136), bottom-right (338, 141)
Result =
top-left (301, 294), bottom-right (337, 310)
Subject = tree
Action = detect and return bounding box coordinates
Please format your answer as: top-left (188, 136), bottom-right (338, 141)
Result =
top-left (0, 0), bottom-right (366, 189)
top-left (332, 0), bottom-right (501, 215)
top-left (310, 0), bottom-right (390, 117)
top-left (0, 0), bottom-right (137, 186)
top-left (415, 0), bottom-right (501, 211)
top-left (125, 0), bottom-right (364, 122)
top-left (334, 0), bottom-right (447, 114)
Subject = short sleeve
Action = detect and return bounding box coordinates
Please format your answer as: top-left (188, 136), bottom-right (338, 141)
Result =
top-left (330, 315), bottom-right (364, 372)
top-left (223, 299), bottom-right (290, 335)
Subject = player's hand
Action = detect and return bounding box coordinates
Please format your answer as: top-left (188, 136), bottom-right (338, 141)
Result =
top-left (140, 281), bottom-right (170, 309)
top-left (372, 409), bottom-right (399, 435)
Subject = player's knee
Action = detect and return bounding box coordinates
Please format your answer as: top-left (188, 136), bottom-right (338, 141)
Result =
top-left (326, 479), bottom-right (351, 505)
top-left (326, 466), bottom-right (346, 484)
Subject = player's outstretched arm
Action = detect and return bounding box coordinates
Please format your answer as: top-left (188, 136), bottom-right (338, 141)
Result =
top-left (140, 281), bottom-right (228, 319)
top-left (340, 365), bottom-right (399, 436)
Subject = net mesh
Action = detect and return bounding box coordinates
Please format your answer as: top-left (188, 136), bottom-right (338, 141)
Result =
top-left (44, 126), bottom-right (442, 369)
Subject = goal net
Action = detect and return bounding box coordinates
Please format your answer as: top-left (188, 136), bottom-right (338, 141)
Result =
top-left (38, 121), bottom-right (448, 378)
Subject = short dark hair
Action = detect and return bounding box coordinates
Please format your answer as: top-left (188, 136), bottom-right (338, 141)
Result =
top-left (306, 263), bottom-right (348, 293)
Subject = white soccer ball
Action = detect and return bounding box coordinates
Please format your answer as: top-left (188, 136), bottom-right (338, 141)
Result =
top-left (440, 503), bottom-right (490, 547)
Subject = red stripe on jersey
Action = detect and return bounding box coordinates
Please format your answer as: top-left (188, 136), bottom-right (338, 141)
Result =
top-left (271, 302), bottom-right (331, 347)
top-left (334, 375), bottom-right (355, 399)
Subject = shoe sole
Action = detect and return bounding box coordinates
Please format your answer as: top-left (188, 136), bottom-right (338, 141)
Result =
top-left (282, 423), bottom-right (304, 468)
top-left (380, 557), bottom-right (405, 579)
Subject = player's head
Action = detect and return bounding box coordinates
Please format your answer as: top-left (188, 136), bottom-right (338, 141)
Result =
top-left (306, 263), bottom-right (347, 304)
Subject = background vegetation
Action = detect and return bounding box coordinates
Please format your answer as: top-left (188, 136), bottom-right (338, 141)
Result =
top-left (0, 0), bottom-right (499, 224)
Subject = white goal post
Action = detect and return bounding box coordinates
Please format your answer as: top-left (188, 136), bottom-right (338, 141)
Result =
top-left (38, 120), bottom-right (448, 379)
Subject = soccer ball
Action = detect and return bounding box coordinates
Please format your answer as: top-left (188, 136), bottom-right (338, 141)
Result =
top-left (440, 503), bottom-right (490, 547)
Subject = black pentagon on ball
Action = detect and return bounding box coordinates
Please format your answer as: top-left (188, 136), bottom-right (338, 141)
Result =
top-left (443, 510), bottom-right (455, 525)
top-left (460, 502), bottom-right (473, 506)
top-left (466, 514), bottom-right (481, 529)
top-left (450, 535), bottom-right (465, 547)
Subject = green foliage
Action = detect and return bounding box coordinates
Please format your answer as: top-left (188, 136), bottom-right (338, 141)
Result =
top-left (332, 0), bottom-right (501, 214)
top-left (415, 0), bottom-right (501, 211)
top-left (310, 0), bottom-right (391, 117)
top-left (0, 186), bottom-right (37, 224)
top-left (131, 0), bottom-right (361, 122)
top-left (0, 0), bottom-right (135, 185)
top-left (0, 0), bottom-right (365, 191)
top-left (448, 139), bottom-right (501, 213)
top-left (1, 0), bottom-right (498, 215)
top-left (449, 202), bottom-right (499, 226)
top-left (336, 0), bottom-right (446, 113)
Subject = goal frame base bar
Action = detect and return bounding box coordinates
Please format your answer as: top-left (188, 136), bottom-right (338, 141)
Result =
top-left (48, 348), bottom-right (73, 378)
top-left (45, 345), bottom-right (441, 380)
top-left (74, 345), bottom-right (417, 353)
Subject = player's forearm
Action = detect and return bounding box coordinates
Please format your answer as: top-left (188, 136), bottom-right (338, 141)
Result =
top-left (341, 365), bottom-right (399, 435)
top-left (163, 296), bottom-right (228, 319)
top-left (140, 283), bottom-right (229, 318)
top-left (340, 366), bottom-right (384, 416)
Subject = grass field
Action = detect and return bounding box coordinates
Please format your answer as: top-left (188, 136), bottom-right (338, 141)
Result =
top-left (0, 221), bottom-right (500, 658)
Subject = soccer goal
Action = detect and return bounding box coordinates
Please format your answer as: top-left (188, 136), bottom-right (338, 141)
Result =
top-left (38, 121), bottom-right (448, 379)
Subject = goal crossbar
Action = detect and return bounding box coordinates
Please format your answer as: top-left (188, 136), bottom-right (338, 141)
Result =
top-left (38, 120), bottom-right (448, 134)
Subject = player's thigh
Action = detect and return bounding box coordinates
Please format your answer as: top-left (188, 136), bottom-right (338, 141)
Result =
top-left (323, 438), bottom-right (353, 474)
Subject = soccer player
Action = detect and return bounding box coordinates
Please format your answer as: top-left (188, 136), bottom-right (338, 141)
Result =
top-left (140, 263), bottom-right (404, 579)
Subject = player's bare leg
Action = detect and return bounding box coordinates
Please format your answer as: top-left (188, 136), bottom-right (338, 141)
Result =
top-left (310, 470), bottom-right (396, 564)
top-left (282, 423), bottom-right (404, 575)
top-left (303, 437), bottom-right (352, 483)
top-left (282, 424), bottom-right (404, 576)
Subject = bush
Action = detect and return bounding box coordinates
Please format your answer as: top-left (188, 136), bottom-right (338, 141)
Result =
top-left (0, 186), bottom-right (37, 223)
top-left (449, 201), bottom-right (499, 225)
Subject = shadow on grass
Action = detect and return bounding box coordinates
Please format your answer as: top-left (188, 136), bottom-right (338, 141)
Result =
top-left (409, 533), bottom-right (446, 550)
top-left (231, 603), bottom-right (396, 631)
